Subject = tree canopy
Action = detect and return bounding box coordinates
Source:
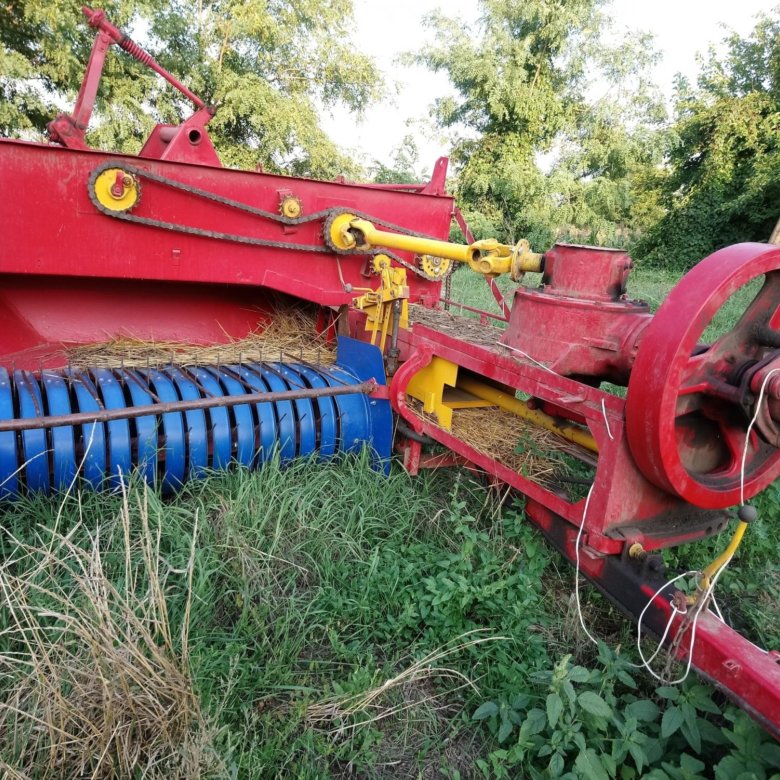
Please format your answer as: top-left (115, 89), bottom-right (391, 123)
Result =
top-left (414, 0), bottom-right (668, 250)
top-left (0, 0), bottom-right (381, 177)
top-left (635, 12), bottom-right (780, 270)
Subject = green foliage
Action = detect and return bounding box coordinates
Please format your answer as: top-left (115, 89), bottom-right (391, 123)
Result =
top-left (635, 11), bottom-right (780, 270)
top-left (547, 30), bottom-right (671, 248)
top-left (470, 645), bottom-right (780, 779)
top-left (416, 0), bottom-right (600, 246)
top-left (416, 1), bottom-right (667, 251)
top-left (1, 449), bottom-right (780, 776)
top-left (370, 134), bottom-right (425, 183)
top-left (0, 459), bottom-right (558, 776)
top-left (0, 0), bottom-right (147, 139)
top-left (0, 0), bottom-right (381, 177)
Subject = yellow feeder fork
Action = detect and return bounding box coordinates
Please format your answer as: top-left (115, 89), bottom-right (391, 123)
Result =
top-left (328, 212), bottom-right (543, 280)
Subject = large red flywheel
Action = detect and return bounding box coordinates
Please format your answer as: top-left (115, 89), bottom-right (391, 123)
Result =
top-left (626, 243), bottom-right (780, 509)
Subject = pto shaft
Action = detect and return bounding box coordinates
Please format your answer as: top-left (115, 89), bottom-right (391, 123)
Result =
top-left (327, 213), bottom-right (542, 279)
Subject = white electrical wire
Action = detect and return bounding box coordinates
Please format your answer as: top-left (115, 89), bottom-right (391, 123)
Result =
top-left (574, 483), bottom-right (599, 645)
top-left (498, 342), bottom-right (560, 375)
top-left (740, 367), bottom-right (780, 506)
top-left (635, 571), bottom-right (695, 671)
top-left (573, 365), bottom-right (778, 678)
top-left (601, 398), bottom-right (614, 440)
top-left (634, 366), bottom-right (780, 682)
top-left (635, 564), bottom-right (731, 684)
top-left (710, 593), bottom-right (725, 623)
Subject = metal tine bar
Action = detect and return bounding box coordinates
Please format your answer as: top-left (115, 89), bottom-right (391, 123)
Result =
top-left (0, 381), bottom-right (377, 433)
top-left (218, 363), bottom-right (255, 392)
top-left (260, 360), bottom-right (307, 390)
top-left (124, 367), bottom-right (164, 404)
top-left (170, 363), bottom-right (216, 399)
top-left (310, 361), bottom-right (354, 386)
top-left (76, 369), bottom-right (106, 409)
top-left (19, 370), bottom-right (43, 417)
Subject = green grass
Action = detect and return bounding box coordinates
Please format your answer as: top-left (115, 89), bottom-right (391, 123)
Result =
top-left (2, 264), bottom-right (780, 777)
top-left (0, 460), bottom-right (567, 777)
top-left (2, 458), bottom-right (777, 778)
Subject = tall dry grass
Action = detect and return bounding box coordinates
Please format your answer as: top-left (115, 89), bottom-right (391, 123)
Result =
top-left (0, 485), bottom-right (215, 779)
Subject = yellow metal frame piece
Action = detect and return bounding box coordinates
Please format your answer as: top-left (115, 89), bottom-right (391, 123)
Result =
top-left (406, 357), bottom-right (492, 429)
top-left (405, 358), bottom-right (598, 454)
top-left (353, 255), bottom-right (409, 351)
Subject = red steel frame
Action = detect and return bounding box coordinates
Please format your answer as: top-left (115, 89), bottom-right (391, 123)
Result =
top-left (388, 320), bottom-right (780, 737)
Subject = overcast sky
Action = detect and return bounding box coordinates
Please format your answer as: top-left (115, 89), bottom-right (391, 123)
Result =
top-left (321, 0), bottom-right (780, 172)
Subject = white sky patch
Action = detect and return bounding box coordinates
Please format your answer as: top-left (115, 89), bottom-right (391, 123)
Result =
top-left (321, 0), bottom-right (780, 174)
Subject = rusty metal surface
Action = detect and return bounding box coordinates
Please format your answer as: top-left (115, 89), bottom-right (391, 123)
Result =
top-left (0, 375), bottom-right (376, 433)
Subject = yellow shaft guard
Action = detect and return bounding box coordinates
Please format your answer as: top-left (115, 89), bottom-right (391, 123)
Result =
top-left (327, 212), bottom-right (542, 280)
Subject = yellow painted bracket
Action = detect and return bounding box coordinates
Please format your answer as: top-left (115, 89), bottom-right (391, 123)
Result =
top-left (353, 256), bottom-right (409, 351)
top-left (406, 356), bottom-right (491, 429)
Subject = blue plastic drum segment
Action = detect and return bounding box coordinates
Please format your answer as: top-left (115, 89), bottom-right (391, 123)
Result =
top-left (297, 364), bottom-right (337, 459)
top-left (92, 369), bottom-right (133, 489)
top-left (123, 369), bottom-right (158, 486)
top-left (144, 370), bottom-right (186, 491)
top-left (206, 366), bottom-right (255, 467)
top-left (275, 364), bottom-right (317, 458)
top-left (68, 370), bottom-right (107, 489)
top-left (248, 364), bottom-right (296, 462)
top-left (41, 372), bottom-right (76, 491)
top-left (166, 367), bottom-right (208, 478)
top-left (188, 367), bottom-right (232, 469)
top-left (0, 368), bottom-right (18, 498)
top-left (0, 338), bottom-right (391, 499)
top-left (15, 370), bottom-right (50, 494)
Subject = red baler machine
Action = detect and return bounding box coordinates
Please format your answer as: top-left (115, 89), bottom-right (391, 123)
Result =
top-left (3, 7), bottom-right (780, 737)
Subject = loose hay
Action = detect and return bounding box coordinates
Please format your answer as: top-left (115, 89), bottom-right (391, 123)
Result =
top-left (64, 306), bottom-right (336, 369)
top-left (406, 399), bottom-right (585, 486)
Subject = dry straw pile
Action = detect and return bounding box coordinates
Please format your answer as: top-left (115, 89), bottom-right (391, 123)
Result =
top-left (64, 307), bottom-right (336, 370)
top-left (406, 399), bottom-right (584, 486)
